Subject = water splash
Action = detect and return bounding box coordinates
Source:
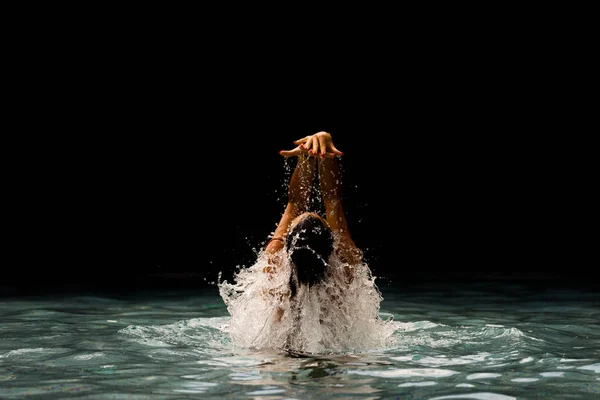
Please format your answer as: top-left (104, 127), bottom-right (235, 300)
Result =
top-left (218, 247), bottom-right (397, 354)
top-left (119, 317), bottom-right (231, 354)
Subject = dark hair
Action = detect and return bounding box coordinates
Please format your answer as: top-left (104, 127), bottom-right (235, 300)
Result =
top-left (285, 213), bottom-right (334, 288)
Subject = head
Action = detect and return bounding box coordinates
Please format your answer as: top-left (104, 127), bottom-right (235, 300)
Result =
top-left (285, 212), bottom-right (334, 287)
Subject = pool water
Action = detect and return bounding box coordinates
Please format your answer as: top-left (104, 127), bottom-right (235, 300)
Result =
top-left (1, 281), bottom-right (599, 399)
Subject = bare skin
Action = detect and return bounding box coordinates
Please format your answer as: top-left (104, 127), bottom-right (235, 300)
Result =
top-left (259, 132), bottom-right (361, 321)
top-left (263, 131), bottom-right (361, 278)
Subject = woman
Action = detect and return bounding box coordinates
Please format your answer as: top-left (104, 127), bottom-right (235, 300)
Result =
top-left (219, 131), bottom-right (392, 353)
top-left (263, 131), bottom-right (362, 295)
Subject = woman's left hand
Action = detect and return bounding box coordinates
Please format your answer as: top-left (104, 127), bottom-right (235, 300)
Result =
top-left (279, 131), bottom-right (343, 158)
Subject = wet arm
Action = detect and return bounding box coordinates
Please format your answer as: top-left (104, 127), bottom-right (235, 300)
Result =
top-left (266, 154), bottom-right (316, 254)
top-left (262, 154), bottom-right (316, 312)
top-left (318, 155), bottom-right (362, 265)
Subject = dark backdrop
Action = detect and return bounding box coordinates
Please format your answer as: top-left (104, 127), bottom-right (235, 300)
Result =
top-left (4, 30), bottom-right (593, 295)
top-left (6, 115), bottom-right (590, 295)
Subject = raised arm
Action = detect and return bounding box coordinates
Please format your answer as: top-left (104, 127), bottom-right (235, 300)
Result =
top-left (318, 144), bottom-right (363, 265)
top-left (281, 131), bottom-right (362, 265)
top-left (265, 153), bottom-right (316, 255)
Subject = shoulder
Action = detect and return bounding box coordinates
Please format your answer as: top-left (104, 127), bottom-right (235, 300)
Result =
top-left (334, 236), bottom-right (363, 265)
top-left (263, 237), bottom-right (286, 278)
top-left (265, 237), bottom-right (285, 255)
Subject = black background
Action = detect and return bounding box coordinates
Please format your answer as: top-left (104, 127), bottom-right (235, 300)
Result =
top-left (3, 20), bottom-right (594, 296)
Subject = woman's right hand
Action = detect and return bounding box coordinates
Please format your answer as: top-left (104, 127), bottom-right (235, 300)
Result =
top-left (279, 131), bottom-right (344, 158)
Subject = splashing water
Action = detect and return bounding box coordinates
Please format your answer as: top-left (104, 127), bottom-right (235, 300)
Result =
top-left (2, 280), bottom-right (599, 398)
top-left (218, 246), bottom-right (397, 354)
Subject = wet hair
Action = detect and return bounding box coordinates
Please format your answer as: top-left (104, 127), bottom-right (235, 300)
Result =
top-left (285, 213), bottom-right (334, 290)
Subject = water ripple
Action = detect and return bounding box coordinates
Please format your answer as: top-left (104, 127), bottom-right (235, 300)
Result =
top-left (0, 284), bottom-right (598, 398)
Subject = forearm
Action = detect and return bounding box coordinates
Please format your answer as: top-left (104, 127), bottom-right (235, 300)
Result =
top-left (319, 156), bottom-right (361, 266)
top-left (268, 154), bottom-right (316, 246)
top-left (288, 153), bottom-right (316, 210)
top-left (318, 156), bottom-right (347, 231)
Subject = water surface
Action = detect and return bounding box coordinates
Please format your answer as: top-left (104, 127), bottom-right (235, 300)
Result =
top-left (1, 281), bottom-right (599, 399)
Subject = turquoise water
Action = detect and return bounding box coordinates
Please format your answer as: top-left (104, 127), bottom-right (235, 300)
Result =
top-left (1, 281), bottom-right (599, 399)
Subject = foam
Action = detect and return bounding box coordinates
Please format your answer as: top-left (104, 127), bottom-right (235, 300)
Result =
top-left (218, 248), bottom-right (396, 354)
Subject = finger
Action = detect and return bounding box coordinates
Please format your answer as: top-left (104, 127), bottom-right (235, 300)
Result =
top-left (303, 136), bottom-right (315, 154)
top-left (310, 136), bottom-right (319, 156)
top-left (279, 146), bottom-right (304, 157)
top-left (322, 152), bottom-right (337, 158)
top-left (293, 136), bottom-right (311, 145)
top-left (317, 134), bottom-right (327, 157)
top-left (328, 143), bottom-right (344, 156)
